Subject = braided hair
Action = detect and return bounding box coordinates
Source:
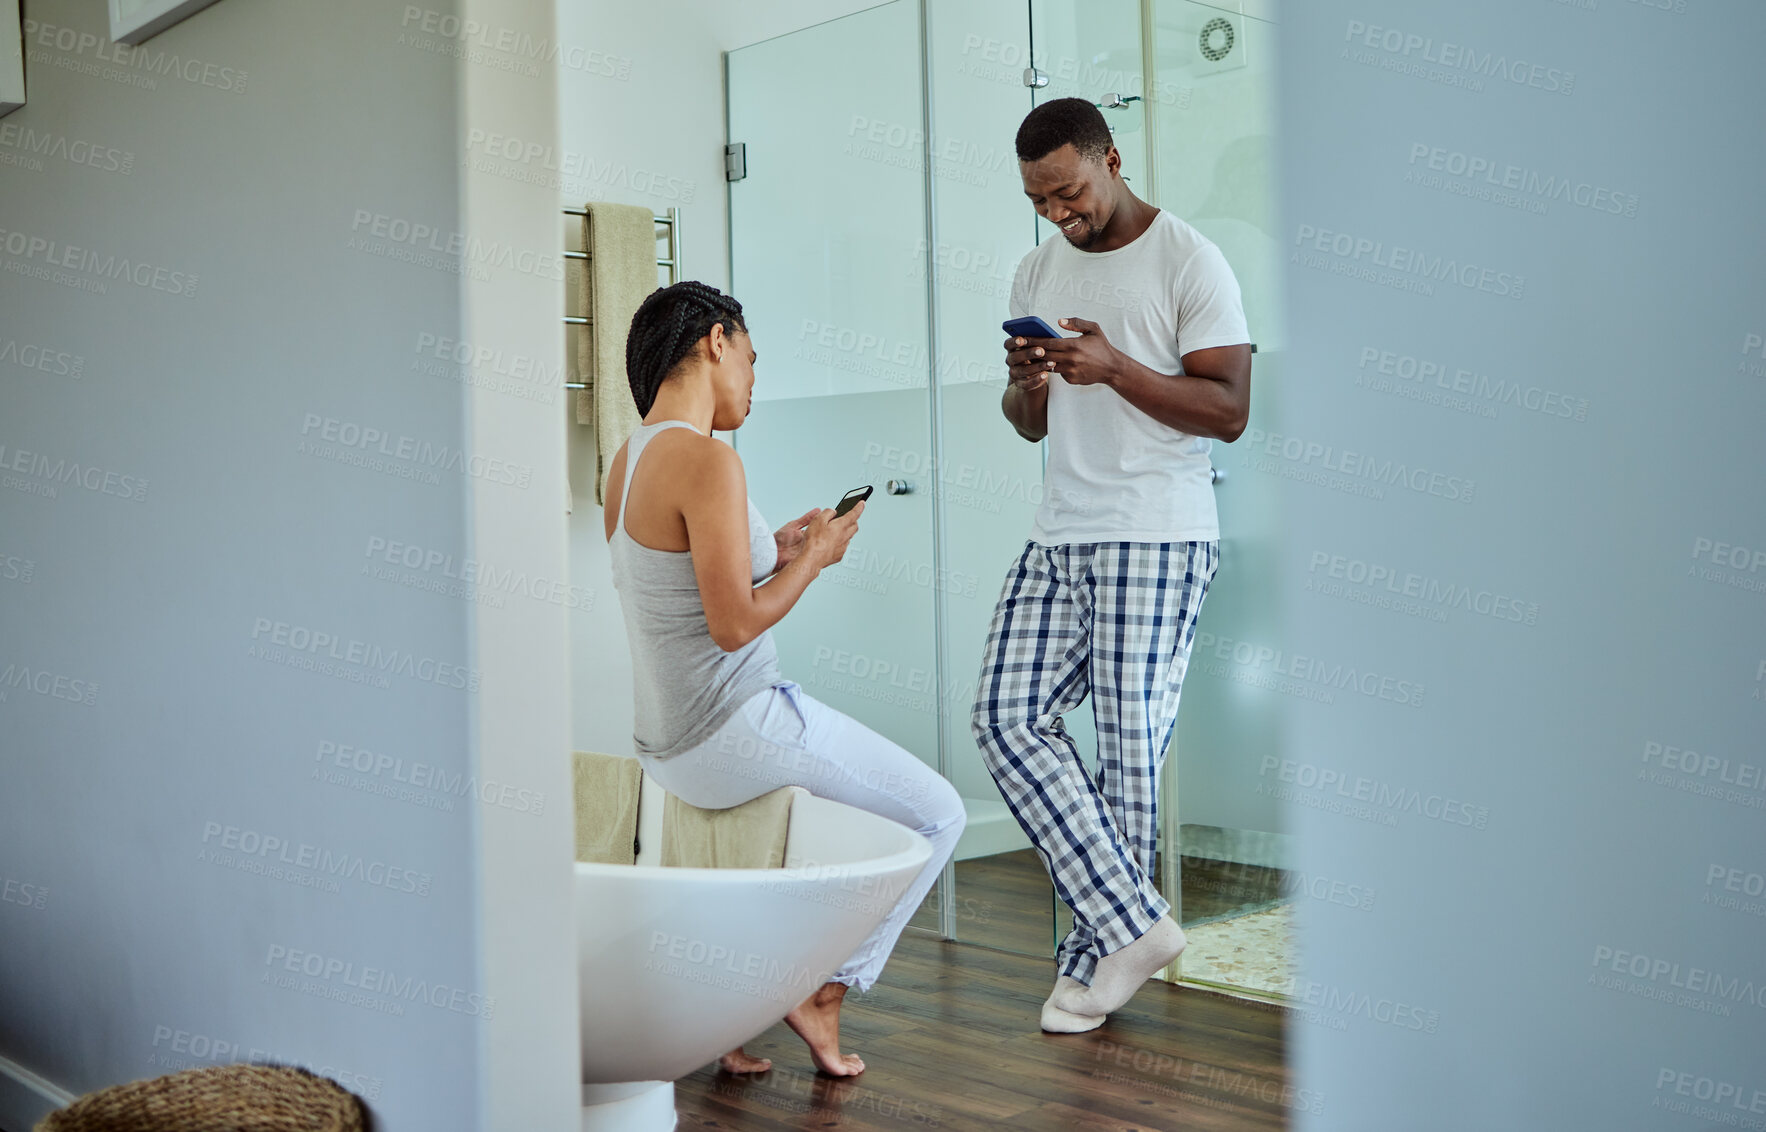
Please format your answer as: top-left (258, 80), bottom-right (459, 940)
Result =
top-left (625, 281), bottom-right (747, 416)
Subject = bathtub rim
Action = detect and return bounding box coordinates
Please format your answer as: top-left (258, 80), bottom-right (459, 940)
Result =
top-left (575, 782), bottom-right (935, 880)
top-left (571, 837), bottom-right (931, 882)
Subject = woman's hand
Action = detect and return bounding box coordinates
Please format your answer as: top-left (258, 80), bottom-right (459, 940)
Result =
top-left (682, 441), bottom-right (854, 652)
top-left (771, 508), bottom-right (820, 575)
top-left (799, 501), bottom-right (863, 574)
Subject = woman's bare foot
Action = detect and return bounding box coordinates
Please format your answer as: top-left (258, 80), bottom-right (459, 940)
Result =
top-left (717, 1046), bottom-right (772, 1074)
top-left (784, 982), bottom-right (865, 1076)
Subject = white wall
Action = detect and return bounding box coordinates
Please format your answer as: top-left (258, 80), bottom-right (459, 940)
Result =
top-left (1275, 1), bottom-right (1766, 1127)
top-left (559, 0), bottom-right (888, 757)
top-left (457, 0), bottom-right (576, 1126)
top-left (0, 0), bottom-right (572, 1127)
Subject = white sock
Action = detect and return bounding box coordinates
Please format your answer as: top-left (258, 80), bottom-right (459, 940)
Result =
top-left (1040, 975), bottom-right (1104, 1033)
top-left (1052, 917), bottom-right (1185, 1018)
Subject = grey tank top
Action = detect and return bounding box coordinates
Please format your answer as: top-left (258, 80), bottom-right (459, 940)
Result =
top-left (610, 420), bottom-right (784, 759)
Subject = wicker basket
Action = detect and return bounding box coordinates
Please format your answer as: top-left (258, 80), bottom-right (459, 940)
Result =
top-left (35, 1064), bottom-right (365, 1132)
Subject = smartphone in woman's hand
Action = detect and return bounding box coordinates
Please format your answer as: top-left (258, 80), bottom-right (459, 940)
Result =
top-left (834, 485), bottom-right (873, 517)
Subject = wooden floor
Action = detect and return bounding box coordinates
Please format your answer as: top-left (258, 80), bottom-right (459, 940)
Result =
top-left (674, 933), bottom-right (1292, 1132)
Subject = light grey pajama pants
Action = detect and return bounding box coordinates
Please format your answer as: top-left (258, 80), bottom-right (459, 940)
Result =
top-left (640, 679), bottom-right (965, 993)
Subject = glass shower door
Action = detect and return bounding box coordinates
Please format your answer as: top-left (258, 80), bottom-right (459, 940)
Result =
top-left (1019, 0), bottom-right (1293, 997)
top-left (925, 0), bottom-right (1056, 956)
top-left (1023, 0), bottom-right (1155, 962)
top-left (727, 2), bottom-right (946, 927)
top-left (1027, 0), bottom-right (1151, 205)
top-left (1153, 0), bottom-right (1292, 1000)
top-left (727, 0), bottom-right (1290, 981)
top-left (927, 0), bottom-right (1163, 960)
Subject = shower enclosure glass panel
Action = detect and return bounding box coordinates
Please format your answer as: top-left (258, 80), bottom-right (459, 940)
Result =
top-left (728, 0), bottom-right (1289, 982)
top-left (1155, 0), bottom-right (1292, 999)
top-left (1022, 0), bottom-right (1155, 963)
top-left (726, 2), bottom-right (946, 931)
top-left (926, 0), bottom-right (1055, 955)
top-left (1028, 0), bottom-right (1149, 226)
top-left (1022, 0), bottom-right (1292, 993)
top-left (929, 0), bottom-right (1166, 960)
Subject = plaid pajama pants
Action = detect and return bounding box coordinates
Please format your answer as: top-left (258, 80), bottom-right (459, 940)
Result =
top-left (970, 540), bottom-right (1218, 985)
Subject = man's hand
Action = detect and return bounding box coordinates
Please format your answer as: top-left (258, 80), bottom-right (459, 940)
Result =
top-left (1002, 314), bottom-right (1251, 441)
top-left (1038, 317), bottom-right (1124, 387)
top-left (1003, 335), bottom-right (1053, 391)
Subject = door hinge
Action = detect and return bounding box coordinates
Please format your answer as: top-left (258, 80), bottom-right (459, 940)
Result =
top-left (1023, 67), bottom-right (1049, 88)
top-left (724, 143), bottom-right (747, 182)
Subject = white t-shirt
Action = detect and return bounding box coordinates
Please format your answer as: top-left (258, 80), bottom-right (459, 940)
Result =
top-left (1010, 210), bottom-right (1249, 545)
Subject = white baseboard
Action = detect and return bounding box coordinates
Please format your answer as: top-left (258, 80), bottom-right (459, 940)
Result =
top-left (1179, 823), bottom-right (1293, 870)
top-left (952, 807), bottom-right (1290, 870)
top-left (0, 1052), bottom-right (73, 1132)
top-left (953, 797), bottom-right (1029, 861)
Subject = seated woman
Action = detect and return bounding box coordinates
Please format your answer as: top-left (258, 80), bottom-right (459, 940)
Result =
top-left (603, 281), bottom-right (965, 1077)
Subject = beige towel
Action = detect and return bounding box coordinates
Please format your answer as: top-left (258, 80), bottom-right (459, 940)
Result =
top-left (572, 751), bottom-right (643, 865)
top-left (571, 202), bottom-right (661, 505)
top-left (661, 789), bottom-right (794, 869)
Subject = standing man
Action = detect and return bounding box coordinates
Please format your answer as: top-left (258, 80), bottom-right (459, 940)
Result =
top-left (970, 98), bottom-right (1252, 1033)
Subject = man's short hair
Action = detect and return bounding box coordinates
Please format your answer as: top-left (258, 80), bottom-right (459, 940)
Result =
top-left (1015, 97), bottom-right (1113, 164)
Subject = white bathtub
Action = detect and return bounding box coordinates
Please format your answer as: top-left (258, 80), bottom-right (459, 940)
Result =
top-left (576, 780), bottom-right (933, 1132)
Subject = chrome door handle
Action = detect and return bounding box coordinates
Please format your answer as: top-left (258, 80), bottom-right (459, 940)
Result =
top-left (886, 480), bottom-right (913, 495)
top-left (1211, 467), bottom-right (1227, 485)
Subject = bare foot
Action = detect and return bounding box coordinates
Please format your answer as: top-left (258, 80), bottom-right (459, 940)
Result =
top-left (784, 981), bottom-right (865, 1076)
top-left (718, 1046), bottom-right (772, 1074)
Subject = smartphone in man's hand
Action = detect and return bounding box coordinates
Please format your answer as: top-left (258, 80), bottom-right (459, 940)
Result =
top-left (1003, 316), bottom-right (1065, 340)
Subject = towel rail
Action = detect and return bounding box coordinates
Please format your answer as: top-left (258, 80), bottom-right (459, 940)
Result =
top-left (565, 206), bottom-right (680, 387)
